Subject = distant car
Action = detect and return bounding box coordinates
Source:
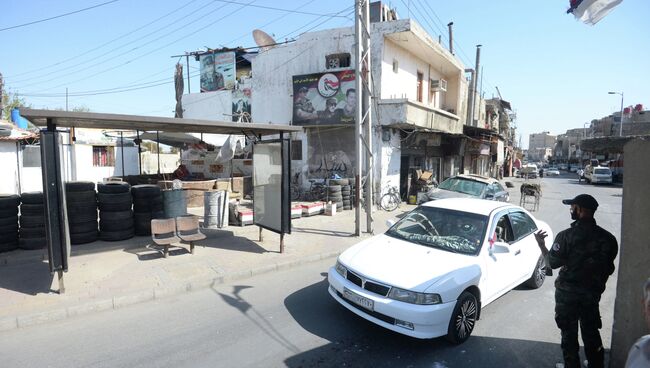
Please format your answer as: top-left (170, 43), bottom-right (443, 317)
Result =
top-left (328, 198), bottom-right (553, 344)
top-left (558, 164), bottom-right (568, 171)
top-left (418, 175), bottom-right (509, 204)
top-left (569, 165), bottom-right (578, 172)
top-left (546, 167), bottom-right (560, 176)
top-left (519, 164), bottom-right (538, 179)
top-left (590, 166), bottom-right (612, 184)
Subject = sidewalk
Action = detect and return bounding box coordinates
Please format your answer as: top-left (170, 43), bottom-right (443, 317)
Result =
top-left (0, 205), bottom-right (414, 332)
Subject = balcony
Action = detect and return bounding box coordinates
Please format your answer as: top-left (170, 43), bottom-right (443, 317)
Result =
top-left (376, 98), bottom-right (463, 134)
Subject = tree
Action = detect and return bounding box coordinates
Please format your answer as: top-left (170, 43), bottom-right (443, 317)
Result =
top-left (1, 90), bottom-right (30, 120)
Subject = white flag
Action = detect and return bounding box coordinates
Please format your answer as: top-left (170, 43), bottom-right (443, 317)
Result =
top-left (570, 0), bottom-right (623, 25)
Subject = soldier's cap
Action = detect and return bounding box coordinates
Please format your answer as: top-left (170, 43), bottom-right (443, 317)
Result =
top-left (562, 194), bottom-right (598, 210)
top-left (298, 86), bottom-right (308, 93)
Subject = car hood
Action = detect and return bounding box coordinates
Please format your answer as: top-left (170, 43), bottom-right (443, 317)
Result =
top-left (426, 188), bottom-right (474, 200)
top-left (338, 234), bottom-right (477, 292)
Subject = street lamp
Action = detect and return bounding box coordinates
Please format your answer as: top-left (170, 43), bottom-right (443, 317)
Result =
top-left (608, 91), bottom-right (624, 136)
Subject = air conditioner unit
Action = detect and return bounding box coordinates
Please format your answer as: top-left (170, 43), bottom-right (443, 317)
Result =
top-left (431, 79), bottom-right (448, 92)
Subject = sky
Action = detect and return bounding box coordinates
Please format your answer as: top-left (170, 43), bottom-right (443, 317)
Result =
top-left (1, 0), bottom-right (648, 149)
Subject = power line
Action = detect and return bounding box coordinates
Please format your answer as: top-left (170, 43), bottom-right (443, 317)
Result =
top-left (0, 0), bottom-right (120, 32)
top-left (210, 0), bottom-right (350, 18)
top-left (6, 0), bottom-right (205, 81)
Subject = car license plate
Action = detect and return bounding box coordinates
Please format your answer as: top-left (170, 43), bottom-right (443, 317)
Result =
top-left (343, 287), bottom-right (374, 311)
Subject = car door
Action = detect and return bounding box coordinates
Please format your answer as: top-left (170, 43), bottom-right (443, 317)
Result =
top-left (482, 212), bottom-right (521, 302)
top-left (507, 210), bottom-right (540, 280)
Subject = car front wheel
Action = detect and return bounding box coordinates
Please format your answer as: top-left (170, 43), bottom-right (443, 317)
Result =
top-left (445, 291), bottom-right (478, 344)
top-left (524, 255), bottom-right (546, 289)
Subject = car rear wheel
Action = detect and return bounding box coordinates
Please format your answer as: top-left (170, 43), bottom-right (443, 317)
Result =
top-left (445, 291), bottom-right (478, 344)
top-left (524, 255), bottom-right (546, 289)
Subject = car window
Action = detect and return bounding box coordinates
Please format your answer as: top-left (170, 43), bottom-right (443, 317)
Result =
top-left (385, 206), bottom-right (488, 255)
top-left (486, 184), bottom-right (496, 196)
top-left (508, 211), bottom-right (538, 240)
top-left (438, 177), bottom-right (487, 197)
top-left (493, 183), bottom-right (505, 193)
top-left (494, 215), bottom-right (515, 243)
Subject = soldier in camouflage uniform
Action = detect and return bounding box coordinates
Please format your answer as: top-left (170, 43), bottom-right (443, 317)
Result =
top-left (534, 194), bottom-right (618, 368)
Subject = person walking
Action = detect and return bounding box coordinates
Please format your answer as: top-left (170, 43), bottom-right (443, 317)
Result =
top-left (534, 194), bottom-right (618, 368)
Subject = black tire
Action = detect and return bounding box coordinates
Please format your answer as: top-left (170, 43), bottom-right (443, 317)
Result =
top-left (342, 200), bottom-right (351, 206)
top-left (328, 185), bottom-right (342, 193)
top-left (446, 291), bottom-right (479, 345)
top-left (19, 237), bottom-right (46, 250)
top-left (65, 181), bottom-right (95, 192)
top-left (70, 230), bottom-right (98, 245)
top-left (524, 255), bottom-right (547, 289)
top-left (20, 192), bottom-right (43, 204)
top-left (69, 220), bottom-right (98, 234)
top-left (99, 210), bottom-right (133, 221)
top-left (0, 194), bottom-right (20, 208)
top-left (97, 182), bottom-right (130, 194)
top-left (131, 185), bottom-right (161, 198)
top-left (67, 202), bottom-right (97, 214)
top-left (0, 239), bottom-right (18, 253)
top-left (98, 191), bottom-right (132, 203)
top-left (0, 224), bottom-right (19, 236)
top-left (0, 208), bottom-right (19, 218)
top-left (98, 200), bottom-right (132, 212)
top-left (19, 215), bottom-right (45, 228)
top-left (100, 219), bottom-right (134, 232)
top-left (132, 200), bottom-right (163, 213)
top-left (99, 227), bottom-right (134, 242)
top-left (380, 193), bottom-right (399, 212)
top-left (20, 204), bottom-right (45, 216)
top-left (19, 227), bottom-right (46, 239)
top-left (329, 179), bottom-right (349, 186)
top-left (65, 190), bottom-right (96, 204)
top-left (68, 209), bottom-right (98, 224)
top-left (0, 216), bottom-right (18, 227)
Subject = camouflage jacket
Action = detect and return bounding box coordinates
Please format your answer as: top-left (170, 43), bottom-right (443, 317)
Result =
top-left (547, 218), bottom-right (618, 296)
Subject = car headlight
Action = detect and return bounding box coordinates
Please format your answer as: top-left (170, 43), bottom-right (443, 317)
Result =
top-left (388, 287), bottom-right (441, 305)
top-left (335, 261), bottom-right (347, 278)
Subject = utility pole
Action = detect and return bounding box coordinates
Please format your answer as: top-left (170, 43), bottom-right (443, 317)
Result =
top-left (355, 0), bottom-right (373, 236)
top-left (473, 45), bottom-right (482, 126)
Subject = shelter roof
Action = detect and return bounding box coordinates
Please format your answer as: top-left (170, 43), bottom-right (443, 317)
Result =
top-left (19, 109), bottom-right (302, 136)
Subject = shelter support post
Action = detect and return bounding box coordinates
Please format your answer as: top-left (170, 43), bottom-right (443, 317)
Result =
top-left (259, 227), bottom-right (263, 242)
top-left (280, 233), bottom-right (284, 254)
top-left (57, 270), bottom-right (65, 294)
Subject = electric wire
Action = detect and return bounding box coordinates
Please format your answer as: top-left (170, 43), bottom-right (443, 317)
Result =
top-left (0, 0), bottom-right (119, 32)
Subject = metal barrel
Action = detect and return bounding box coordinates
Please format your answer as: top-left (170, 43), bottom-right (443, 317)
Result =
top-left (162, 189), bottom-right (187, 219)
top-left (203, 190), bottom-right (228, 228)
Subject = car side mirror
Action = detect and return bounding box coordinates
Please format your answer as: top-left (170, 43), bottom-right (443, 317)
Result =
top-left (485, 193), bottom-right (494, 199)
top-left (386, 219), bottom-right (396, 228)
top-left (490, 242), bottom-right (510, 254)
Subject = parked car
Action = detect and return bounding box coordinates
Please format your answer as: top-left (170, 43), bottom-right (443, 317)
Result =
top-left (545, 167), bottom-right (560, 176)
top-left (418, 174), bottom-right (509, 204)
top-left (328, 198), bottom-right (553, 344)
top-left (558, 163), bottom-right (568, 171)
top-left (589, 166), bottom-right (613, 184)
top-left (519, 164), bottom-right (538, 178)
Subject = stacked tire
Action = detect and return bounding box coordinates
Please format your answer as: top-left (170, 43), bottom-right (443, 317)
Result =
top-left (329, 179), bottom-right (351, 211)
top-left (0, 194), bottom-right (20, 253)
top-left (19, 192), bottom-right (47, 250)
top-left (131, 185), bottom-right (164, 236)
top-left (327, 184), bottom-right (343, 211)
top-left (97, 182), bottom-right (134, 241)
top-left (65, 182), bottom-right (99, 245)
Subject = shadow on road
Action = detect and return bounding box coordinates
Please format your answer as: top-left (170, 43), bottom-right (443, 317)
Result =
top-left (284, 278), bottom-right (565, 368)
top-left (0, 260), bottom-right (55, 295)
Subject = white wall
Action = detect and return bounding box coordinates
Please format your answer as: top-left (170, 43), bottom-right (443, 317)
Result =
top-left (0, 142), bottom-right (19, 194)
top-left (182, 90), bottom-right (232, 121)
top-left (379, 129), bottom-right (401, 195)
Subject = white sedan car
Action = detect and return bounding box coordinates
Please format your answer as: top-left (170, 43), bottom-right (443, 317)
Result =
top-left (328, 198), bottom-right (553, 344)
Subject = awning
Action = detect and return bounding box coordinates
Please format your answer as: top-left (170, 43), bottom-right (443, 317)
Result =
top-left (137, 132), bottom-right (202, 147)
top-left (20, 109), bottom-right (302, 136)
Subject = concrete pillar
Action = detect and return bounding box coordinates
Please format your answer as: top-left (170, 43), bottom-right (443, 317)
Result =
top-left (609, 137), bottom-right (650, 367)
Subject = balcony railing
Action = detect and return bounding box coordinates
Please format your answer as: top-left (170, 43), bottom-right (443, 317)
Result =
top-left (376, 98), bottom-right (462, 134)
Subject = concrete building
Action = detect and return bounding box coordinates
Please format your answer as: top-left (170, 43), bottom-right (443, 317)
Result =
top-left (527, 131), bottom-right (556, 161)
top-left (181, 7), bottom-right (472, 201)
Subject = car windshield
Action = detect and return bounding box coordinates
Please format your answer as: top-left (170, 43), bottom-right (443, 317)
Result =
top-left (386, 206), bottom-right (488, 255)
top-left (594, 168), bottom-right (611, 175)
top-left (437, 177), bottom-right (487, 197)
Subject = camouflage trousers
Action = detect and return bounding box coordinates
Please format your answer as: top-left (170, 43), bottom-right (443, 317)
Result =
top-left (555, 289), bottom-right (604, 368)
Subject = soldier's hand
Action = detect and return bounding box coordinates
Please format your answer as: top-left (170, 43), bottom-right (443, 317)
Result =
top-left (534, 230), bottom-right (547, 247)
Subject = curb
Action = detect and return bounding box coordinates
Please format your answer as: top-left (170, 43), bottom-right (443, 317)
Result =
top-left (0, 250), bottom-right (343, 333)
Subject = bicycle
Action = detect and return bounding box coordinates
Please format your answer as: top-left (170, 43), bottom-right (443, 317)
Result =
top-left (379, 184), bottom-right (400, 211)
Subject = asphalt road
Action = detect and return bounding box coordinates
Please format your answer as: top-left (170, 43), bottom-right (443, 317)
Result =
top-left (0, 172), bottom-right (622, 368)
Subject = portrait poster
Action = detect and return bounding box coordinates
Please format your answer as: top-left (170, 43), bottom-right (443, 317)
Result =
top-left (232, 88), bottom-right (252, 122)
top-left (200, 51), bottom-right (236, 92)
top-left (292, 70), bottom-right (356, 126)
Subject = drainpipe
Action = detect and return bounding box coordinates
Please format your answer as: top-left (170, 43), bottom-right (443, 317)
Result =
top-left (465, 68), bottom-right (475, 127)
top-left (447, 22), bottom-right (454, 55)
top-left (473, 45), bottom-right (482, 127)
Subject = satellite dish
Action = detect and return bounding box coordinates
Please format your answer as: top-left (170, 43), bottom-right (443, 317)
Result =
top-left (252, 29), bottom-right (277, 52)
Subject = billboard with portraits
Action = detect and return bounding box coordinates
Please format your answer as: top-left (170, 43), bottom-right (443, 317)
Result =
top-left (200, 51), bottom-right (236, 92)
top-left (292, 70), bottom-right (356, 126)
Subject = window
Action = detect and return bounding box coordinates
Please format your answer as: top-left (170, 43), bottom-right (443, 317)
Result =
top-left (392, 59), bottom-right (399, 73)
top-left (22, 145), bottom-right (41, 168)
top-left (93, 146), bottom-right (115, 167)
top-left (325, 53), bottom-right (350, 69)
top-left (429, 79), bottom-right (437, 105)
top-left (494, 215), bottom-right (515, 243)
top-left (508, 211), bottom-right (538, 240)
top-left (291, 140), bottom-right (302, 161)
top-left (416, 72), bottom-right (424, 102)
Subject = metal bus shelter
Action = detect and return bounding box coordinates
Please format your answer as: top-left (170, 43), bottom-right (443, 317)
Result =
top-left (20, 109), bottom-right (302, 293)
